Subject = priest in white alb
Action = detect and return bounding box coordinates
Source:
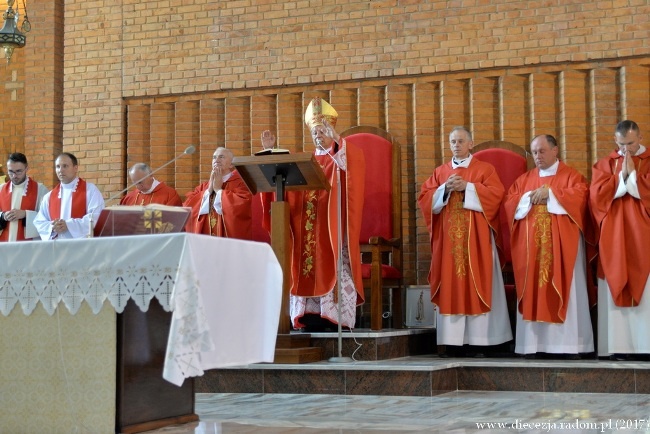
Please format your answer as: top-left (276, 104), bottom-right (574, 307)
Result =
top-left (34, 152), bottom-right (105, 240)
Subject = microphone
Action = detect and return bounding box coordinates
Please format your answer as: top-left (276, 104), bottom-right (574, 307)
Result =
top-left (314, 137), bottom-right (342, 169)
top-left (105, 145), bottom-right (197, 204)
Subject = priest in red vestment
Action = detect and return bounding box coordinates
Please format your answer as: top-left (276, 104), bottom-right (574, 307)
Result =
top-left (505, 134), bottom-right (594, 358)
top-left (590, 120), bottom-right (650, 359)
top-left (418, 126), bottom-right (512, 355)
top-left (183, 147), bottom-right (252, 241)
top-left (0, 153), bottom-right (48, 242)
top-left (120, 163), bottom-right (183, 206)
top-left (260, 98), bottom-right (366, 331)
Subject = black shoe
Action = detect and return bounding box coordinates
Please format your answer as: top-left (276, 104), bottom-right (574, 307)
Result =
top-left (611, 353), bottom-right (629, 361)
top-left (523, 353), bottom-right (537, 359)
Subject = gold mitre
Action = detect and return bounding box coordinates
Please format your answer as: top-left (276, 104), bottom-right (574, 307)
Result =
top-left (304, 97), bottom-right (338, 130)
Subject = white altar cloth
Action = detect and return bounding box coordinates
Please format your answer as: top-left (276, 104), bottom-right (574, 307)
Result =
top-left (0, 233), bottom-right (283, 386)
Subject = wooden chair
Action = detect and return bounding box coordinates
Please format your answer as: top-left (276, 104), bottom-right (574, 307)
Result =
top-left (471, 140), bottom-right (534, 310)
top-left (341, 126), bottom-right (403, 330)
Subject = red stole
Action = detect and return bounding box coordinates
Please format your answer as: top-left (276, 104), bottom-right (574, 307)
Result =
top-left (49, 179), bottom-right (88, 219)
top-left (0, 178), bottom-right (39, 241)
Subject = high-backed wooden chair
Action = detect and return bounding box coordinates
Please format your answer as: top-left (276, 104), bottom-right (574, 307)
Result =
top-left (341, 126), bottom-right (403, 330)
top-left (471, 140), bottom-right (534, 305)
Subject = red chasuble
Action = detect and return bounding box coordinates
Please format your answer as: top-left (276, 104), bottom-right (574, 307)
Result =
top-left (183, 170), bottom-right (253, 241)
top-left (49, 179), bottom-right (88, 219)
top-left (0, 177), bottom-right (39, 242)
top-left (590, 149), bottom-right (650, 307)
top-left (417, 158), bottom-right (504, 315)
top-left (120, 182), bottom-right (183, 206)
top-left (504, 162), bottom-right (589, 323)
top-left (261, 140), bottom-right (366, 304)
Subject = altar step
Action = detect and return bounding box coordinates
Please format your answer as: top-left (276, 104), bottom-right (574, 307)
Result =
top-left (274, 327), bottom-right (436, 364)
top-left (196, 327), bottom-right (650, 397)
top-left (196, 355), bottom-right (650, 396)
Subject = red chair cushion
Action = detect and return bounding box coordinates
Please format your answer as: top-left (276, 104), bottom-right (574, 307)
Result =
top-left (361, 263), bottom-right (402, 279)
top-left (345, 132), bottom-right (394, 243)
top-left (473, 148), bottom-right (527, 263)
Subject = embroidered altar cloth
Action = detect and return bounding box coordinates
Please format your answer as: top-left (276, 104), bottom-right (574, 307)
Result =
top-left (0, 233), bottom-right (283, 386)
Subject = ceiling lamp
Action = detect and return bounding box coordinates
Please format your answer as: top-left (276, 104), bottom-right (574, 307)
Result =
top-left (0, 0), bottom-right (30, 64)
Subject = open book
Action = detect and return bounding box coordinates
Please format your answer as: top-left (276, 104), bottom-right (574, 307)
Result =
top-left (94, 204), bottom-right (191, 237)
top-left (254, 147), bottom-right (290, 156)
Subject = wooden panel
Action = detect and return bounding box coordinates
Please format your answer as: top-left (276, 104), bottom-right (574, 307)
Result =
top-left (500, 74), bottom-right (528, 146)
top-left (530, 72), bottom-right (559, 137)
top-left (470, 77), bottom-right (499, 143)
top-left (560, 70), bottom-right (590, 175)
top-left (116, 298), bottom-right (196, 433)
top-left (150, 103), bottom-right (176, 187)
top-left (175, 101), bottom-right (201, 194)
top-left (590, 67), bottom-right (620, 160)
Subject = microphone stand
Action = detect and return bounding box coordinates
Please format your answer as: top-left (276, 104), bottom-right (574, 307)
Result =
top-left (317, 139), bottom-right (353, 364)
top-left (104, 146), bottom-right (196, 205)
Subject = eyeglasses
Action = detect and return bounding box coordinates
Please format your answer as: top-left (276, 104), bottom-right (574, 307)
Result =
top-left (8, 169), bottom-right (25, 175)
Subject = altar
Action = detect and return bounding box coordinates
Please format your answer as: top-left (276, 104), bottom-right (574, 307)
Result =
top-left (0, 233), bottom-right (282, 433)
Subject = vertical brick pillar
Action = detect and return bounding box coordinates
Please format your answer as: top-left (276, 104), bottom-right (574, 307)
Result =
top-left (24, 0), bottom-right (64, 187)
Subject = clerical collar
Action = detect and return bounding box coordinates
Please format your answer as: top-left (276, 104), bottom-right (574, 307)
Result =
top-left (9, 177), bottom-right (28, 195)
top-left (617, 144), bottom-right (647, 157)
top-left (57, 177), bottom-right (79, 198)
top-left (451, 154), bottom-right (473, 169)
top-left (222, 171), bottom-right (234, 182)
top-left (61, 178), bottom-right (79, 190)
top-left (538, 159), bottom-right (559, 177)
top-left (141, 179), bottom-right (160, 194)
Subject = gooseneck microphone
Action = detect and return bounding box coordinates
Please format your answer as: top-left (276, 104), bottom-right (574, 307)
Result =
top-left (315, 137), bottom-right (342, 169)
top-left (105, 145), bottom-right (197, 205)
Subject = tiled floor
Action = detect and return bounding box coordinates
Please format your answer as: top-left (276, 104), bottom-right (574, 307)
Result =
top-left (145, 390), bottom-right (650, 433)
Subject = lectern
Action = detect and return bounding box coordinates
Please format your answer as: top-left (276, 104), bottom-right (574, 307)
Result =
top-left (234, 153), bottom-right (330, 362)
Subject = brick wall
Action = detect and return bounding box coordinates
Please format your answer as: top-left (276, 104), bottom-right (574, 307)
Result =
top-left (5, 0), bottom-right (650, 287)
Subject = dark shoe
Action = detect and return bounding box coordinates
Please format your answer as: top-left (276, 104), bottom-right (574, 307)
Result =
top-left (611, 353), bottom-right (629, 361)
top-left (565, 354), bottom-right (581, 360)
top-left (523, 353), bottom-right (537, 359)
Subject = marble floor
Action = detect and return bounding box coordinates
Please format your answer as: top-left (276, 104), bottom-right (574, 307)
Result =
top-left (144, 390), bottom-right (650, 433)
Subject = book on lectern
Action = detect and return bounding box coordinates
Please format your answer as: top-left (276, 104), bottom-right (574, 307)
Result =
top-left (93, 204), bottom-right (191, 237)
top-left (254, 147), bottom-right (290, 156)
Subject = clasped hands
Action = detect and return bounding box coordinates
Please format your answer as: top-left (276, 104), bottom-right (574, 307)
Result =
top-left (529, 185), bottom-right (549, 205)
top-left (208, 167), bottom-right (226, 193)
top-left (445, 174), bottom-right (467, 193)
top-left (52, 218), bottom-right (68, 234)
top-left (621, 150), bottom-right (636, 180)
top-left (2, 209), bottom-right (26, 222)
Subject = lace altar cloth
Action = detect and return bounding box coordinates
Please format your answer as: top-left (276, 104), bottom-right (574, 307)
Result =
top-left (0, 233), bottom-right (282, 386)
